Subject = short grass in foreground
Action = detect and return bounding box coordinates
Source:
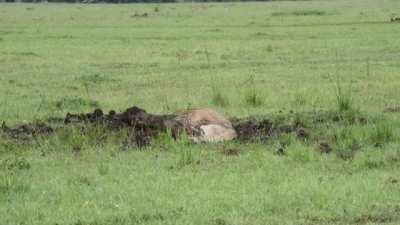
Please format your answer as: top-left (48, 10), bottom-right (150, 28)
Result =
top-left (1, 0), bottom-right (400, 224)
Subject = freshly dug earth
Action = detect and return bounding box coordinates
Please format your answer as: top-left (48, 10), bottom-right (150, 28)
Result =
top-left (232, 118), bottom-right (308, 142)
top-left (1, 121), bottom-right (53, 140)
top-left (0, 106), bottom-right (308, 147)
top-left (1, 106), bottom-right (180, 147)
top-left (64, 106), bottom-right (182, 147)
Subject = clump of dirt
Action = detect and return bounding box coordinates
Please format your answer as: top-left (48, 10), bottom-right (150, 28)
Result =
top-left (1, 121), bottom-right (53, 140)
top-left (318, 141), bottom-right (332, 154)
top-left (274, 146), bottom-right (286, 156)
top-left (385, 176), bottom-right (399, 184)
top-left (131, 12), bottom-right (149, 18)
top-left (231, 118), bottom-right (308, 142)
top-left (231, 119), bottom-right (272, 142)
top-left (390, 16), bottom-right (400, 22)
top-left (1, 106), bottom-right (183, 148)
top-left (296, 127), bottom-right (309, 139)
top-left (64, 106), bottom-right (183, 147)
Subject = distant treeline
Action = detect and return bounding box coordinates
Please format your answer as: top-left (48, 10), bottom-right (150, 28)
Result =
top-left (1, 0), bottom-right (304, 3)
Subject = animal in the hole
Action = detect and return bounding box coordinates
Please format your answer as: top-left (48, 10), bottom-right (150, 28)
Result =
top-left (176, 108), bottom-right (237, 142)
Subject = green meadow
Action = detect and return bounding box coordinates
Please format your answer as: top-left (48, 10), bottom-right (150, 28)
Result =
top-left (1, 1), bottom-right (400, 224)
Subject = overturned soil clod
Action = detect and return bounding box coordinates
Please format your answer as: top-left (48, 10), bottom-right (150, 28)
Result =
top-left (390, 16), bottom-right (400, 22)
top-left (64, 106), bottom-right (183, 147)
top-left (1, 106), bottom-right (183, 147)
top-left (1, 121), bottom-right (53, 140)
top-left (318, 141), bottom-right (332, 154)
top-left (232, 118), bottom-right (307, 142)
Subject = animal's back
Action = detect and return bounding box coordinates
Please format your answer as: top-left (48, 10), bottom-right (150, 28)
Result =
top-left (176, 108), bottom-right (237, 142)
top-left (177, 108), bottom-right (233, 128)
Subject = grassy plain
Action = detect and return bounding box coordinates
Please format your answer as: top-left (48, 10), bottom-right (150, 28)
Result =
top-left (1, 1), bottom-right (400, 224)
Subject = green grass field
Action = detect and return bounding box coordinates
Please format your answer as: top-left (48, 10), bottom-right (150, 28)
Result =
top-left (1, 1), bottom-right (400, 224)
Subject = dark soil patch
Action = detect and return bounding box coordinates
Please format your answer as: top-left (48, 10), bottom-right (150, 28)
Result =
top-left (274, 147), bottom-right (286, 156)
top-left (1, 106), bottom-right (183, 148)
top-left (353, 213), bottom-right (395, 224)
top-left (1, 121), bottom-right (53, 140)
top-left (318, 141), bottom-right (332, 154)
top-left (64, 106), bottom-right (182, 147)
top-left (296, 127), bottom-right (309, 139)
top-left (131, 12), bottom-right (149, 18)
top-left (390, 17), bottom-right (400, 22)
top-left (231, 118), bottom-right (308, 142)
top-left (385, 176), bottom-right (399, 184)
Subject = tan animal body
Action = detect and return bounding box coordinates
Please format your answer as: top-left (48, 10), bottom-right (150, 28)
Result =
top-left (176, 108), bottom-right (237, 142)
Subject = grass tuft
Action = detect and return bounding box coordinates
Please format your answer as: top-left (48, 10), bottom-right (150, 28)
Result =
top-left (55, 97), bottom-right (99, 111)
top-left (242, 74), bottom-right (263, 107)
top-left (244, 90), bottom-right (264, 107)
top-left (369, 120), bottom-right (395, 146)
top-left (332, 128), bottom-right (361, 160)
top-left (335, 78), bottom-right (354, 112)
top-left (355, 148), bottom-right (386, 170)
top-left (177, 148), bottom-right (196, 168)
top-left (211, 86), bottom-right (229, 107)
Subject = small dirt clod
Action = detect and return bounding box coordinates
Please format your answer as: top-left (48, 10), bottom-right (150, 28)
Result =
top-left (296, 127), bottom-right (309, 139)
top-left (1, 121), bottom-right (53, 140)
top-left (318, 141), bottom-right (332, 154)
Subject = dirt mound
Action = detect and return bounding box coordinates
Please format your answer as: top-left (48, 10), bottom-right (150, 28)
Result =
top-left (232, 118), bottom-right (308, 142)
top-left (66, 107), bottom-right (239, 145)
top-left (1, 106), bottom-right (183, 147)
top-left (1, 121), bottom-right (54, 140)
top-left (1, 106), bottom-right (309, 148)
top-left (64, 106), bottom-right (182, 147)
top-left (66, 106), bottom-right (172, 129)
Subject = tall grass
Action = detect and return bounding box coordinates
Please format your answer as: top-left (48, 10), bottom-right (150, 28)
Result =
top-left (332, 128), bottom-right (361, 160)
top-left (211, 86), bottom-right (229, 107)
top-left (369, 120), bottom-right (395, 146)
top-left (335, 77), bottom-right (354, 112)
top-left (243, 74), bottom-right (263, 107)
